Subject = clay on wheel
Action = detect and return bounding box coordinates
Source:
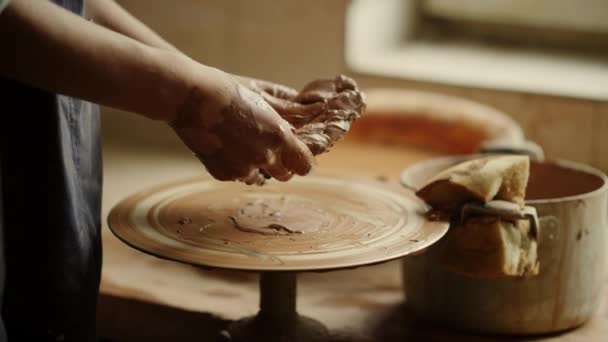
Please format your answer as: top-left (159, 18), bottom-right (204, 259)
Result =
top-left (107, 176), bottom-right (448, 272)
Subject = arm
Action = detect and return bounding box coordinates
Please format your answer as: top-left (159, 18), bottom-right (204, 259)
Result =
top-left (0, 0), bottom-right (313, 183)
top-left (85, 0), bottom-right (179, 53)
top-left (84, 0), bottom-right (315, 115)
top-left (0, 0), bottom-right (191, 121)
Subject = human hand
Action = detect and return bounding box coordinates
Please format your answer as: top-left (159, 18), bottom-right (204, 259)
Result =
top-left (234, 75), bottom-right (326, 128)
top-left (170, 68), bottom-right (314, 185)
top-left (238, 75), bottom-right (366, 155)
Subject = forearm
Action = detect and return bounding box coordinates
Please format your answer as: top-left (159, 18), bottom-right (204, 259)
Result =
top-left (85, 0), bottom-right (178, 53)
top-left (0, 0), bottom-right (198, 121)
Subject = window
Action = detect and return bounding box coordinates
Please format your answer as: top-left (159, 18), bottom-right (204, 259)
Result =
top-left (420, 0), bottom-right (608, 54)
top-left (346, 0), bottom-right (608, 100)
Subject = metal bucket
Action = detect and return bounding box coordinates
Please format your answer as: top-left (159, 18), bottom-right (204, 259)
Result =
top-left (400, 156), bottom-right (608, 334)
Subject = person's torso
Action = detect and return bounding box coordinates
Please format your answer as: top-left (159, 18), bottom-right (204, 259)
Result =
top-left (0, 1), bottom-right (104, 340)
top-left (52, 0), bottom-right (84, 15)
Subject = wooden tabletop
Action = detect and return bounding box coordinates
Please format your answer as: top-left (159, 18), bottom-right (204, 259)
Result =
top-left (98, 140), bottom-right (607, 341)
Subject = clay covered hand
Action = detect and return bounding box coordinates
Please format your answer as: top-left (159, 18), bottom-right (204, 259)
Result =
top-left (170, 69), bottom-right (314, 185)
top-left (240, 75), bottom-right (366, 155)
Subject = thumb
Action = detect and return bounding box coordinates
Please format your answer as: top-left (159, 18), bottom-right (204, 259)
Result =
top-left (261, 92), bottom-right (325, 128)
top-left (279, 130), bottom-right (315, 176)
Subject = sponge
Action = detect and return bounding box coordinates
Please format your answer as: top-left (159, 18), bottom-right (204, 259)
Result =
top-left (415, 155), bottom-right (540, 277)
top-left (440, 216), bottom-right (539, 277)
top-left (416, 155), bottom-right (530, 212)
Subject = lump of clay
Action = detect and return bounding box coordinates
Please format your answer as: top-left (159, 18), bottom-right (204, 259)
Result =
top-left (229, 197), bottom-right (329, 235)
top-left (440, 216), bottom-right (539, 277)
top-left (416, 155), bottom-right (530, 212)
top-left (241, 75), bottom-right (365, 185)
top-left (288, 75), bottom-right (366, 155)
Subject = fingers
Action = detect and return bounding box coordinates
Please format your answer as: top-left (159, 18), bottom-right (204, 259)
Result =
top-left (198, 137), bottom-right (309, 184)
top-left (295, 74), bottom-right (359, 104)
top-left (236, 75), bottom-right (298, 100)
top-left (279, 132), bottom-right (315, 176)
top-left (188, 74), bottom-right (325, 185)
top-left (327, 89), bottom-right (366, 113)
top-left (255, 80), bottom-right (298, 100)
top-left (260, 92), bottom-right (326, 127)
top-left (263, 162), bottom-right (294, 182)
top-left (252, 124), bottom-right (315, 181)
top-left (335, 74), bottom-right (358, 92)
top-left (198, 155), bottom-right (249, 182)
top-left (239, 169), bottom-right (266, 186)
top-left (255, 130), bottom-right (313, 183)
top-left (294, 87), bottom-right (329, 104)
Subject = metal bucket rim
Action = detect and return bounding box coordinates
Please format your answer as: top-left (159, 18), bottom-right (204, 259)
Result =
top-left (400, 154), bottom-right (608, 204)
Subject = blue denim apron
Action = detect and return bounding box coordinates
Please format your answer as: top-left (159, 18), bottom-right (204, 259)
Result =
top-left (0, 1), bottom-right (103, 340)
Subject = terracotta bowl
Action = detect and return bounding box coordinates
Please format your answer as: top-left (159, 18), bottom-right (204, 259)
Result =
top-left (400, 155), bottom-right (608, 335)
top-left (348, 89), bottom-right (524, 154)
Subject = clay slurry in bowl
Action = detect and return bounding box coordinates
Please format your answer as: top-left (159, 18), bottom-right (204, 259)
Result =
top-left (527, 162), bottom-right (605, 200)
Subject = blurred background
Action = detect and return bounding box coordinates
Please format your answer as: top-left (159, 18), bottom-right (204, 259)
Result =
top-left (103, 0), bottom-right (608, 171)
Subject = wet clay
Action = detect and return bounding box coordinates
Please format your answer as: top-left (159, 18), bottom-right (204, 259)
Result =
top-left (227, 75), bottom-right (365, 185)
top-left (156, 183), bottom-right (395, 255)
top-left (288, 75), bottom-right (365, 155)
top-left (229, 196), bottom-right (329, 235)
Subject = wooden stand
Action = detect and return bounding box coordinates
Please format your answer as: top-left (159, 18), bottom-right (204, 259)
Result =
top-left (221, 272), bottom-right (329, 342)
top-left (107, 176), bottom-right (449, 341)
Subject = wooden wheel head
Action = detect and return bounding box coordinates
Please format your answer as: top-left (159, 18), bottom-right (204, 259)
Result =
top-left (108, 175), bottom-right (448, 272)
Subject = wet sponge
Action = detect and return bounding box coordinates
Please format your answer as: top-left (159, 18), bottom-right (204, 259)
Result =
top-left (416, 155), bottom-right (530, 212)
top-left (440, 216), bottom-right (539, 277)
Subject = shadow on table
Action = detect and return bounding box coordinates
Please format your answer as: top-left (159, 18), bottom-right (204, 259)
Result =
top-left (97, 295), bottom-right (578, 342)
top-left (97, 294), bottom-right (230, 342)
top-left (365, 304), bottom-right (580, 342)
top-left (97, 294), bottom-right (371, 342)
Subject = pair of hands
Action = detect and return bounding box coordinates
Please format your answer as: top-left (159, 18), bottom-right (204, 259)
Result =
top-left (170, 68), bottom-right (358, 185)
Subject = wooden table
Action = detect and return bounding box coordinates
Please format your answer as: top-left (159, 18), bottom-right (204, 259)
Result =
top-left (98, 140), bottom-right (607, 341)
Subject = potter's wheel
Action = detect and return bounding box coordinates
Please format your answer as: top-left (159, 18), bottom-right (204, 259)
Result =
top-left (108, 175), bottom-right (448, 341)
